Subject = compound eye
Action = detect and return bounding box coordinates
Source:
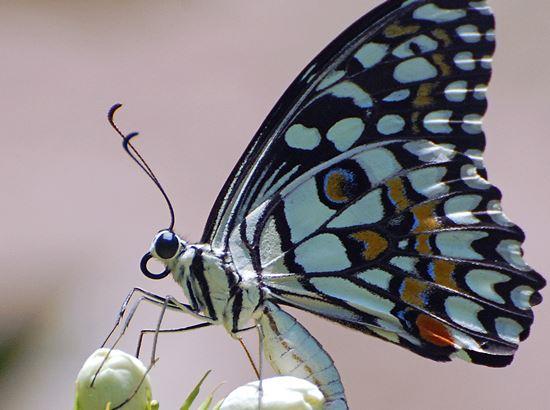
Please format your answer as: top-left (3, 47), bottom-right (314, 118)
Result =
top-left (154, 231), bottom-right (180, 260)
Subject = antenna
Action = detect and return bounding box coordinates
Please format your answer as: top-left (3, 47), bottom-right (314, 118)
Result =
top-left (108, 104), bottom-right (175, 231)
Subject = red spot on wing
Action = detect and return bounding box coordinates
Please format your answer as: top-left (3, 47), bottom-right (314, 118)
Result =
top-left (416, 314), bottom-right (455, 347)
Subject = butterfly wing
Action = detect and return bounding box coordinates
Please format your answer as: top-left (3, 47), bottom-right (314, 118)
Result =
top-left (204, 0), bottom-right (545, 366)
top-left (202, 0), bottom-right (434, 249)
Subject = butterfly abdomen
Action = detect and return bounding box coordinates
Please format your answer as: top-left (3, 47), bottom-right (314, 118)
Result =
top-left (260, 301), bottom-right (348, 409)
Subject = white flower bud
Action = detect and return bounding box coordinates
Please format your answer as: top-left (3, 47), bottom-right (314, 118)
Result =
top-left (219, 376), bottom-right (325, 410)
top-left (74, 348), bottom-right (156, 410)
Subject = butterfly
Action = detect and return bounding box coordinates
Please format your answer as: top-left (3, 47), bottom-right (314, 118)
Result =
top-left (115, 1), bottom-right (545, 409)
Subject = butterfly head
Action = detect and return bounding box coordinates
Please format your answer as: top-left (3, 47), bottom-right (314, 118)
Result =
top-left (140, 230), bottom-right (186, 280)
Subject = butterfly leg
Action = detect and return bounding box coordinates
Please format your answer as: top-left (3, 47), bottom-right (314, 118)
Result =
top-left (258, 301), bottom-right (348, 410)
top-left (93, 289), bottom-right (211, 387)
top-left (110, 295), bottom-right (172, 410)
top-left (136, 322), bottom-right (212, 358)
top-left (101, 287), bottom-right (209, 348)
top-left (111, 294), bottom-right (210, 410)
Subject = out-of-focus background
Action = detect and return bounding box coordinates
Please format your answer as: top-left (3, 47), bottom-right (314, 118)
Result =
top-left (1, 1), bottom-right (549, 409)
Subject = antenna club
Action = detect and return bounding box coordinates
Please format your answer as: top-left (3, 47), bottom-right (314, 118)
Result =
top-left (108, 103), bottom-right (123, 123)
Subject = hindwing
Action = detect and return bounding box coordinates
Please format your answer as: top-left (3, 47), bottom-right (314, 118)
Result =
top-left (204, 0), bottom-right (545, 366)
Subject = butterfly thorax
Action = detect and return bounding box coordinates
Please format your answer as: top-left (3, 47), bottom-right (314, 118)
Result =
top-left (170, 243), bottom-right (262, 335)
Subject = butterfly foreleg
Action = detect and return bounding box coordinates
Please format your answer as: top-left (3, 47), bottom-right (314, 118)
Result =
top-left (258, 301), bottom-right (348, 410)
top-left (101, 287), bottom-right (211, 347)
top-left (93, 288), bottom-right (213, 387)
top-left (111, 295), bottom-right (172, 410)
top-left (105, 295), bottom-right (215, 409)
top-left (136, 322), bottom-right (212, 358)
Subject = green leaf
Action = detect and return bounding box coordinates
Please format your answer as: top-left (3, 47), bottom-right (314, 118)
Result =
top-left (196, 394), bottom-right (214, 410)
top-left (179, 370), bottom-right (211, 410)
top-left (197, 381), bottom-right (225, 410)
top-left (212, 398), bottom-right (225, 410)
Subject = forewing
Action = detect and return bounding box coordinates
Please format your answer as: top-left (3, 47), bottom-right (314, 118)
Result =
top-left (218, 0), bottom-right (545, 366)
top-left (202, 0), bottom-right (495, 249)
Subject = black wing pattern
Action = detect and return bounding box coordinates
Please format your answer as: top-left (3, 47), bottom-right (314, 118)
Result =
top-left (203, 0), bottom-right (545, 366)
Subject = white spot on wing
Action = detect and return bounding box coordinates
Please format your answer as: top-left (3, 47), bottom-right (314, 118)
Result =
top-left (445, 296), bottom-right (486, 333)
top-left (474, 84), bottom-right (488, 100)
top-left (461, 164), bottom-right (491, 190)
top-left (444, 195), bottom-right (482, 225)
top-left (445, 80), bottom-right (469, 102)
top-left (481, 56), bottom-right (492, 69)
top-left (435, 231), bottom-right (489, 260)
top-left (284, 124), bottom-right (321, 150)
top-left (404, 140), bottom-right (456, 163)
top-left (511, 286), bottom-right (536, 310)
top-left (311, 277), bottom-right (397, 321)
top-left (414, 3), bottom-right (467, 23)
top-left (487, 200), bottom-right (514, 227)
top-left (284, 178), bottom-right (335, 243)
top-left (423, 110), bottom-right (453, 134)
top-left (357, 269), bottom-right (393, 290)
top-left (377, 114), bottom-right (406, 135)
top-left (450, 328), bottom-right (481, 350)
top-left (383, 89), bottom-right (411, 102)
top-left (456, 24), bottom-right (482, 43)
top-left (454, 52), bottom-right (476, 71)
top-left (354, 148), bottom-right (402, 184)
top-left (296, 236), bottom-right (351, 273)
top-left (462, 114), bottom-right (483, 135)
top-left (407, 166), bottom-right (448, 198)
top-left (465, 149), bottom-right (484, 169)
top-left (390, 256), bottom-right (418, 273)
top-left (465, 269), bottom-right (510, 304)
top-left (327, 117), bottom-right (365, 151)
top-left (327, 81), bottom-right (373, 108)
top-left (496, 240), bottom-right (531, 272)
top-left (354, 42), bottom-right (389, 69)
top-left (394, 57), bottom-right (438, 84)
top-left (328, 188), bottom-right (385, 228)
top-left (495, 317), bottom-right (522, 344)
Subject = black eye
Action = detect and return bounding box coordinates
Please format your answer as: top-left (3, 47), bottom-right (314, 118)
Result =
top-left (154, 231), bottom-right (179, 259)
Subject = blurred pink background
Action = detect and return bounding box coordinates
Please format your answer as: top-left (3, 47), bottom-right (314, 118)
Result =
top-left (1, 1), bottom-right (548, 409)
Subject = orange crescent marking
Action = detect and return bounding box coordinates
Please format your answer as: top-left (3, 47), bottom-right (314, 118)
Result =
top-left (351, 230), bottom-right (389, 261)
top-left (326, 171), bottom-right (349, 203)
